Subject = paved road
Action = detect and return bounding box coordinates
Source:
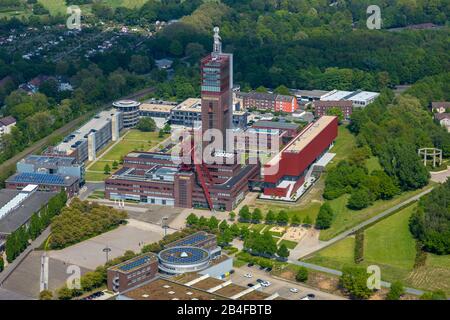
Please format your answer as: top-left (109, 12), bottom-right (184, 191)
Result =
top-left (231, 265), bottom-right (346, 300)
top-left (78, 182), bottom-right (105, 200)
top-left (292, 187), bottom-right (434, 259)
top-left (288, 260), bottom-right (424, 296)
top-left (0, 227), bottom-right (50, 286)
top-left (430, 167), bottom-right (450, 183)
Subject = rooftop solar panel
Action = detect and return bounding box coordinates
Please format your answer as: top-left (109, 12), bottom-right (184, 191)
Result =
top-left (159, 247), bottom-right (209, 265)
top-left (172, 233), bottom-right (208, 247)
top-left (11, 173), bottom-right (66, 185)
top-left (118, 256), bottom-right (152, 272)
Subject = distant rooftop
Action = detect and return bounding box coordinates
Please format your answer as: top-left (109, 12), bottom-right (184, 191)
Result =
top-left (108, 253), bottom-right (158, 274)
top-left (140, 102), bottom-right (176, 113)
top-left (6, 172), bottom-right (78, 186)
top-left (0, 116), bottom-right (16, 127)
top-left (252, 120), bottom-right (300, 131)
top-left (174, 98), bottom-right (202, 112)
top-left (285, 116), bottom-right (337, 153)
top-left (55, 109), bottom-right (121, 154)
top-left (165, 231), bottom-right (214, 248)
top-left (20, 155), bottom-right (78, 167)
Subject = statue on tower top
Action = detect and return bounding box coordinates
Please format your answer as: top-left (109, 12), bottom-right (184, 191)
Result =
top-left (213, 26), bottom-right (222, 55)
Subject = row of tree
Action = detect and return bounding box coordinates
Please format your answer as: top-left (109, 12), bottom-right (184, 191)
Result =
top-left (5, 190), bottom-right (67, 263)
top-left (238, 205), bottom-right (313, 226)
top-left (49, 199), bottom-right (127, 249)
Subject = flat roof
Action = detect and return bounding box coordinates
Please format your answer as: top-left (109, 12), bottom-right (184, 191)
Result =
top-left (285, 116), bottom-right (336, 153)
top-left (6, 172), bottom-right (78, 186)
top-left (55, 109), bottom-right (121, 154)
top-left (108, 253), bottom-right (158, 274)
top-left (174, 98), bottom-right (202, 112)
top-left (0, 189), bottom-right (56, 234)
top-left (165, 231), bottom-right (214, 248)
top-left (21, 155), bottom-right (77, 167)
top-left (140, 102), bottom-right (176, 113)
top-left (291, 89), bottom-right (330, 98)
top-left (252, 120), bottom-right (300, 130)
top-left (321, 90), bottom-right (352, 101)
top-left (122, 278), bottom-right (227, 300)
top-left (346, 91), bottom-right (379, 102)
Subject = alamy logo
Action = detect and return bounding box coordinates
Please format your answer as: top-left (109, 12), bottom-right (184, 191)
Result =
top-left (66, 265), bottom-right (81, 290)
top-left (366, 5), bottom-right (382, 30)
top-left (67, 6), bottom-right (82, 30)
top-left (367, 265), bottom-right (381, 290)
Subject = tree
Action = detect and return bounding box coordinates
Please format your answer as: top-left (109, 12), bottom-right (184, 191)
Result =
top-left (219, 220), bottom-right (228, 232)
top-left (303, 215), bottom-right (312, 226)
top-left (291, 214), bottom-right (301, 226)
top-left (255, 86), bottom-right (268, 93)
top-left (239, 205), bottom-right (251, 222)
top-left (104, 164), bottom-right (111, 175)
top-left (0, 256), bottom-right (4, 272)
top-left (296, 266), bottom-right (308, 282)
top-left (112, 160), bottom-right (119, 170)
top-left (137, 117), bottom-right (156, 132)
top-left (420, 290), bottom-right (447, 300)
top-left (326, 107), bottom-right (344, 123)
top-left (315, 203), bottom-right (334, 229)
top-left (230, 223), bottom-right (240, 237)
top-left (277, 243), bottom-right (289, 259)
top-left (277, 210), bottom-right (289, 225)
top-left (28, 213), bottom-right (42, 240)
top-left (186, 213), bottom-right (198, 227)
top-left (208, 216), bottom-right (219, 230)
top-left (229, 211), bottom-right (236, 221)
top-left (386, 281), bottom-right (404, 300)
top-left (274, 85), bottom-right (290, 95)
top-left (265, 210), bottom-right (276, 224)
top-left (198, 216), bottom-right (208, 229)
top-left (129, 55), bottom-right (151, 74)
top-left (409, 180), bottom-right (450, 255)
top-left (39, 290), bottom-right (53, 300)
top-left (348, 188), bottom-right (373, 210)
top-left (251, 208), bottom-right (263, 223)
top-left (339, 266), bottom-right (374, 299)
top-left (57, 286), bottom-right (73, 300)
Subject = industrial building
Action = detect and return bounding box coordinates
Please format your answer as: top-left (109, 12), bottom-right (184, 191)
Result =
top-left (50, 109), bottom-right (123, 163)
top-left (5, 172), bottom-right (79, 197)
top-left (139, 101), bottom-right (177, 119)
top-left (107, 253), bottom-right (159, 293)
top-left (0, 185), bottom-right (56, 249)
top-left (112, 100), bottom-right (141, 128)
top-left (262, 116), bottom-right (338, 201)
top-left (16, 155), bottom-right (85, 185)
top-left (321, 89), bottom-right (379, 108)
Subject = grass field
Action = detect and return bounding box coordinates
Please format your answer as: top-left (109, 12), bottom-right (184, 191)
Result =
top-left (319, 184), bottom-right (434, 241)
top-left (279, 239), bottom-right (298, 250)
top-left (104, 0), bottom-right (149, 8)
top-left (328, 126), bottom-right (357, 166)
top-left (304, 203), bottom-right (450, 293)
top-left (85, 130), bottom-right (165, 181)
top-left (38, 0), bottom-right (67, 16)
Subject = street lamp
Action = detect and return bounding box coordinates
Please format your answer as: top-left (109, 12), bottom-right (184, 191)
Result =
top-left (103, 246), bottom-right (111, 263)
top-left (162, 216), bottom-right (168, 237)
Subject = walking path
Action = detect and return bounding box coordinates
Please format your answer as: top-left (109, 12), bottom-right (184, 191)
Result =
top-left (291, 187), bottom-right (434, 259)
top-left (287, 259), bottom-right (424, 296)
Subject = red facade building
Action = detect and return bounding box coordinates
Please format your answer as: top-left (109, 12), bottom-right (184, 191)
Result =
top-left (262, 116), bottom-right (338, 198)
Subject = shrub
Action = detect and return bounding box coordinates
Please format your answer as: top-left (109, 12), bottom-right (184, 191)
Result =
top-left (386, 281), bottom-right (404, 300)
top-left (39, 290), bottom-right (53, 300)
top-left (339, 266), bottom-right (374, 299)
top-left (315, 203), bottom-right (334, 229)
top-left (295, 266), bottom-right (308, 282)
top-left (354, 231), bottom-right (364, 264)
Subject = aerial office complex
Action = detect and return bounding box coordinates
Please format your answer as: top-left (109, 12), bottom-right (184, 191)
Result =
top-left (112, 100), bottom-right (141, 128)
top-left (105, 28), bottom-right (339, 209)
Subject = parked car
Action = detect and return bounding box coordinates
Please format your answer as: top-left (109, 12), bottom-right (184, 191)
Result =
top-left (247, 283), bottom-right (255, 287)
top-left (307, 293), bottom-right (316, 299)
top-left (256, 279), bottom-right (264, 283)
top-left (261, 281), bottom-right (271, 287)
top-left (244, 273), bottom-right (253, 278)
top-left (290, 288), bottom-right (299, 293)
top-left (259, 265), bottom-right (265, 270)
top-left (265, 267), bottom-right (272, 272)
top-left (247, 263), bottom-right (254, 267)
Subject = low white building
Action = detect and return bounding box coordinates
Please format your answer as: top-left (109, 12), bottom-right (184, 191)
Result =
top-left (321, 89), bottom-right (379, 107)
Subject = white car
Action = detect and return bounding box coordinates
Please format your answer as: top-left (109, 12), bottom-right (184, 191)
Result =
top-left (244, 273), bottom-right (253, 278)
top-left (289, 288), bottom-right (299, 293)
top-left (261, 281), bottom-right (271, 287)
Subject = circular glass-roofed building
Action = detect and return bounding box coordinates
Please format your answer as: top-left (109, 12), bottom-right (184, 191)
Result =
top-left (158, 246), bottom-right (211, 274)
top-left (112, 100), bottom-right (141, 128)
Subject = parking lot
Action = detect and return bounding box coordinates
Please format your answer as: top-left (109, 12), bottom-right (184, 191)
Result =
top-left (231, 265), bottom-right (346, 300)
top-left (47, 219), bottom-right (172, 270)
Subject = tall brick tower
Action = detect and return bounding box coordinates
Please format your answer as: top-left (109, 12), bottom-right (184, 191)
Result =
top-left (201, 27), bottom-right (233, 153)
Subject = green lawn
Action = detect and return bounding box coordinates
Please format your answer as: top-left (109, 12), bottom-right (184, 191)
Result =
top-left (101, 130), bottom-right (164, 161)
top-left (88, 160), bottom-right (115, 172)
top-left (39, 0), bottom-right (67, 16)
top-left (319, 184), bottom-right (434, 241)
top-left (279, 239), bottom-right (298, 250)
top-left (305, 237), bottom-right (356, 271)
top-left (304, 203), bottom-right (450, 293)
top-left (103, 0), bottom-right (149, 8)
top-left (366, 156), bottom-right (383, 173)
top-left (328, 126), bottom-right (357, 166)
top-left (85, 171), bottom-right (110, 182)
